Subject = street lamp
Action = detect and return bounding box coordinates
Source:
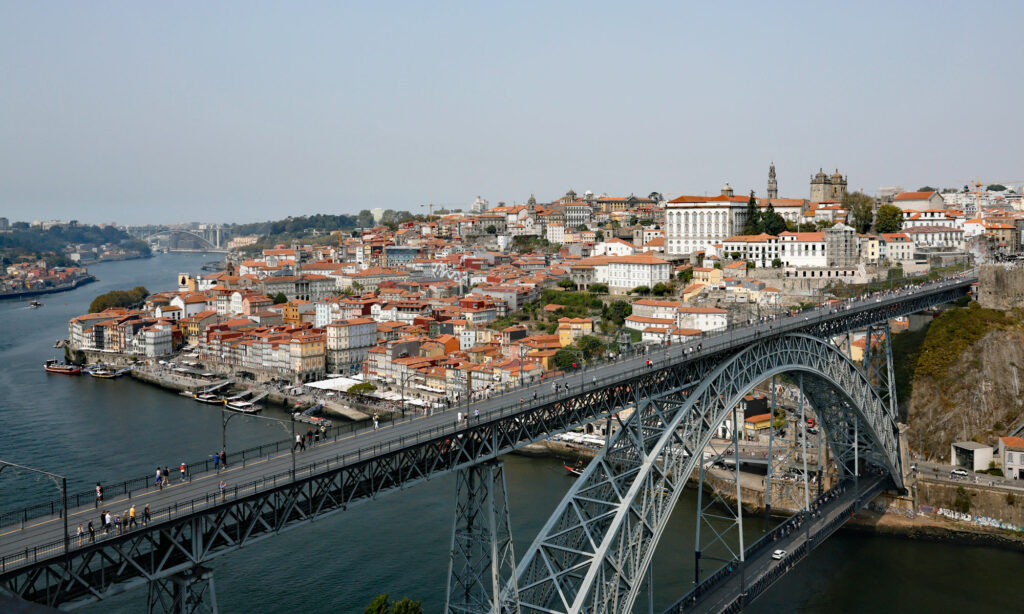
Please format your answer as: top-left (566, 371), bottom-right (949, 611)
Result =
top-left (0, 460), bottom-right (68, 554)
top-left (221, 406), bottom-right (294, 459)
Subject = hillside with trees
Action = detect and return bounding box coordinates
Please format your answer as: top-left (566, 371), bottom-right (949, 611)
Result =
top-left (88, 286), bottom-right (150, 313)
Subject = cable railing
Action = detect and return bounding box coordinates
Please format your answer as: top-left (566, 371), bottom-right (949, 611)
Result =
top-left (0, 276), bottom-right (973, 541)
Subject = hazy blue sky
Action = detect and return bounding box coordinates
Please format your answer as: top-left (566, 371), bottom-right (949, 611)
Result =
top-left (2, 1), bottom-right (1022, 225)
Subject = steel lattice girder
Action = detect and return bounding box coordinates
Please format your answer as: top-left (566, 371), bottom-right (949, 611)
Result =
top-left (446, 462), bottom-right (520, 614)
top-left (514, 333), bottom-right (902, 614)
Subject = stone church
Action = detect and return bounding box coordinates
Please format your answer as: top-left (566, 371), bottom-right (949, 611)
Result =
top-left (809, 168), bottom-right (847, 202)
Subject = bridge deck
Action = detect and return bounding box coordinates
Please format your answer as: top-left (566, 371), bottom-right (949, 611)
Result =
top-left (0, 276), bottom-right (973, 602)
top-left (669, 475), bottom-right (887, 613)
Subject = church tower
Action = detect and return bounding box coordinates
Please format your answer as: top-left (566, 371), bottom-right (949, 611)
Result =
top-left (767, 163), bottom-right (778, 200)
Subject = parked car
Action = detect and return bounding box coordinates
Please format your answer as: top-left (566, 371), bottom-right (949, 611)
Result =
top-left (950, 468), bottom-right (969, 479)
top-left (771, 549), bottom-right (786, 560)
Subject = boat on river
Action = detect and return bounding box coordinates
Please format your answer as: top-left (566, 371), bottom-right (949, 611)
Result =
top-left (29, 300), bottom-right (43, 308)
top-left (43, 360), bottom-right (81, 375)
top-left (563, 461), bottom-right (585, 476)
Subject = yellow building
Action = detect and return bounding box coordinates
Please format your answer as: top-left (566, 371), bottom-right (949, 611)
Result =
top-left (557, 317), bottom-right (594, 346)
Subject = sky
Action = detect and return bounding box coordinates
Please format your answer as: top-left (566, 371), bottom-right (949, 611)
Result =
top-left (1, 1), bottom-right (1022, 225)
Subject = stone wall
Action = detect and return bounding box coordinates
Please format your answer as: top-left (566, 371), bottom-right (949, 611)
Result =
top-left (978, 264), bottom-right (1024, 310)
top-left (917, 479), bottom-right (1024, 526)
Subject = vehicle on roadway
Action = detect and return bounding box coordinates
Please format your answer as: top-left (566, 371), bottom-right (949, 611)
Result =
top-left (950, 468), bottom-right (969, 479)
top-left (772, 549), bottom-right (786, 560)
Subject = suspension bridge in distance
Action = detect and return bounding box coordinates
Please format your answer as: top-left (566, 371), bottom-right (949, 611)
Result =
top-left (0, 275), bottom-right (975, 613)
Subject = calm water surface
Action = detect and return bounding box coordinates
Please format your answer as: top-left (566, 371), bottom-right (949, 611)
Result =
top-left (0, 254), bottom-right (1017, 613)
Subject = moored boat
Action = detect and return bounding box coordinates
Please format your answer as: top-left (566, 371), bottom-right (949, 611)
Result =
top-left (194, 393), bottom-right (226, 405)
top-left (43, 359), bottom-right (81, 375)
top-left (89, 368), bottom-right (118, 378)
top-left (226, 399), bottom-right (262, 414)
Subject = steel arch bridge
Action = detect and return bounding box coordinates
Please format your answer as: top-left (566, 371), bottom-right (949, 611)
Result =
top-left (145, 230), bottom-right (220, 250)
top-left (510, 333), bottom-right (900, 614)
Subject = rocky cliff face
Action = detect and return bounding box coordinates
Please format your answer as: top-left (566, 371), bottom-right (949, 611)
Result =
top-left (906, 327), bottom-right (1024, 461)
top-left (978, 264), bottom-right (1024, 310)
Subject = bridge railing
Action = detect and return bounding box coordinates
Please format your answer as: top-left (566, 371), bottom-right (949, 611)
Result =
top-left (0, 276), bottom-right (973, 540)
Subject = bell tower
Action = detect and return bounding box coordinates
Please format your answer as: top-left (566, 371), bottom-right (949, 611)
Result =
top-left (767, 163), bottom-right (778, 200)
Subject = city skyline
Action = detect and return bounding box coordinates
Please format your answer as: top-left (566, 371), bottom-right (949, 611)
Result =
top-left (2, 1), bottom-right (1022, 225)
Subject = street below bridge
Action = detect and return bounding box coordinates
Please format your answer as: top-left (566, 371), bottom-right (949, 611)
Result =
top-left (671, 474), bottom-right (887, 614)
top-left (0, 274), bottom-right (973, 592)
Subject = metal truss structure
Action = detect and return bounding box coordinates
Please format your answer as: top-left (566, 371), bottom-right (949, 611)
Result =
top-left (514, 333), bottom-right (903, 614)
top-left (446, 461), bottom-right (520, 614)
top-left (0, 279), bottom-right (971, 611)
top-left (146, 566), bottom-right (216, 614)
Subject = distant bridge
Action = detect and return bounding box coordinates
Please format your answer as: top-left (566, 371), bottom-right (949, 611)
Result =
top-left (0, 275), bottom-right (975, 613)
top-left (125, 226), bottom-right (231, 252)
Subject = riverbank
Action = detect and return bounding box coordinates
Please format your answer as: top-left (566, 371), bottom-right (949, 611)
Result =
top-left (129, 364), bottom-right (370, 422)
top-left (0, 274), bottom-right (96, 300)
top-left (516, 438), bottom-right (1024, 551)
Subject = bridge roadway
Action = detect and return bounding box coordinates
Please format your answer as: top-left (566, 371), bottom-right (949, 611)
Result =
top-left (668, 474), bottom-right (888, 614)
top-left (0, 275), bottom-right (973, 599)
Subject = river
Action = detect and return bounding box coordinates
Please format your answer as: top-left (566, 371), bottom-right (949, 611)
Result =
top-left (0, 254), bottom-right (1017, 613)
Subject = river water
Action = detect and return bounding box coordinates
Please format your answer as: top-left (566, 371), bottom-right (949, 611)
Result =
top-left (0, 254), bottom-right (1017, 613)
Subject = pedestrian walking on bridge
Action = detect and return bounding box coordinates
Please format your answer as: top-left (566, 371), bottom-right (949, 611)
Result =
top-left (95, 483), bottom-right (103, 508)
top-left (180, 462), bottom-right (186, 482)
top-left (219, 480), bottom-right (226, 502)
top-left (213, 452), bottom-right (220, 471)
top-left (87, 521), bottom-right (95, 543)
top-left (219, 451), bottom-right (227, 469)
top-left (163, 466), bottom-right (170, 486)
top-left (128, 504), bottom-right (137, 528)
top-left (143, 504), bottom-right (151, 526)
top-left (155, 468), bottom-right (163, 490)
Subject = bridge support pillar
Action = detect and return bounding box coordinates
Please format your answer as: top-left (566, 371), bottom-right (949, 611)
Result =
top-left (445, 460), bottom-right (520, 614)
top-left (146, 566), bottom-right (217, 614)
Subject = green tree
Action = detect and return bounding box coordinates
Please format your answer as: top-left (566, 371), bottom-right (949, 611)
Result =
top-left (843, 191), bottom-right (875, 233)
top-left (595, 231), bottom-right (604, 242)
top-left (88, 286), bottom-right (149, 313)
top-left (629, 216), bottom-right (639, 226)
top-left (677, 268), bottom-right (693, 284)
top-left (953, 486), bottom-right (971, 514)
top-left (603, 300), bottom-right (632, 326)
top-left (651, 282), bottom-right (670, 296)
top-left (875, 204), bottom-right (904, 233)
top-left (589, 282), bottom-right (608, 294)
top-left (575, 335), bottom-right (606, 360)
top-left (761, 203), bottom-right (787, 236)
top-left (365, 594), bottom-right (423, 614)
top-left (270, 292), bottom-right (288, 304)
top-left (987, 184), bottom-right (1007, 192)
top-left (633, 285), bottom-right (651, 295)
top-left (771, 257), bottom-right (783, 268)
top-left (917, 186), bottom-right (937, 193)
top-left (553, 349), bottom-right (579, 370)
top-left (577, 224), bottom-right (588, 231)
top-left (485, 225), bottom-right (497, 234)
top-left (742, 191), bottom-right (761, 235)
top-left (557, 278), bottom-right (575, 289)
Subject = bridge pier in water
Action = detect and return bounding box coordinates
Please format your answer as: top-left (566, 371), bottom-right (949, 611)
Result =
top-left (146, 565), bottom-right (217, 614)
top-left (446, 460), bottom-right (520, 614)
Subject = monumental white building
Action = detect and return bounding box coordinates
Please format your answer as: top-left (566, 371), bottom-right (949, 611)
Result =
top-left (665, 187), bottom-right (807, 256)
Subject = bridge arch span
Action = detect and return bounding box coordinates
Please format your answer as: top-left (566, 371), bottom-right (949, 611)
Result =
top-left (144, 229), bottom-right (220, 249)
top-left (514, 333), bottom-right (901, 614)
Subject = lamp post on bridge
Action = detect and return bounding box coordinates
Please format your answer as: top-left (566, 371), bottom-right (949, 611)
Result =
top-left (0, 460), bottom-right (68, 555)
